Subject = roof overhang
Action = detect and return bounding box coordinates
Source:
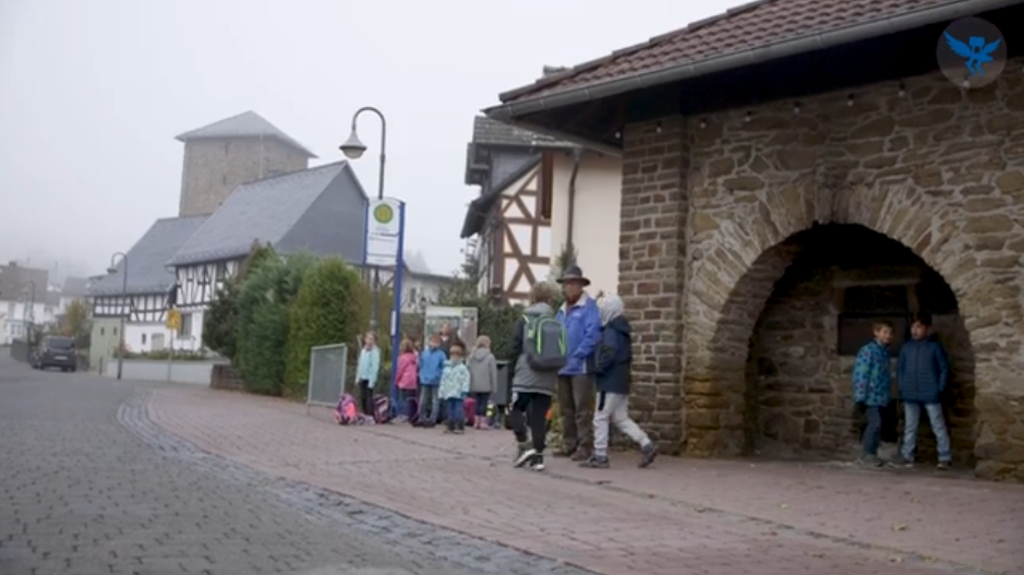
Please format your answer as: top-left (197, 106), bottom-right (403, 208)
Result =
top-left (485, 0), bottom-right (1022, 150)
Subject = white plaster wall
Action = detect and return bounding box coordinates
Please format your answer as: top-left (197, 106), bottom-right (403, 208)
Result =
top-left (124, 323), bottom-right (174, 354)
top-left (549, 152), bottom-right (623, 297)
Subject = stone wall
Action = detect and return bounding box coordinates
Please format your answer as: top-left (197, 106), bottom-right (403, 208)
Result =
top-left (210, 364), bottom-right (244, 391)
top-left (618, 60), bottom-right (1024, 478)
top-left (179, 138), bottom-right (309, 217)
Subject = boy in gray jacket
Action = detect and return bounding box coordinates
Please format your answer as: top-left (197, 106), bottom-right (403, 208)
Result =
top-left (509, 282), bottom-right (560, 471)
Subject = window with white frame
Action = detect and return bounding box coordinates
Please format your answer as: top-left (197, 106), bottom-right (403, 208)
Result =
top-left (179, 313), bottom-right (193, 337)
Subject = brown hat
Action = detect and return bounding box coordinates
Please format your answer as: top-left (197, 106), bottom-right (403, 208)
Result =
top-left (556, 264), bottom-right (591, 286)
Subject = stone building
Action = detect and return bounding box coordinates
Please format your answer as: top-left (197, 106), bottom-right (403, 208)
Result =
top-left (485, 0), bottom-right (1024, 480)
top-left (176, 111), bottom-right (317, 216)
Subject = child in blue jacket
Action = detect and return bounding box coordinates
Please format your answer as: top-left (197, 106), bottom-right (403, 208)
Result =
top-left (416, 334), bottom-right (446, 428)
top-left (895, 312), bottom-right (952, 469)
top-left (852, 320), bottom-right (894, 467)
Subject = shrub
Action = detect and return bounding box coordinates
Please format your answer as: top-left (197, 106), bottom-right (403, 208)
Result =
top-left (235, 252), bottom-right (315, 395)
top-left (202, 282), bottom-right (239, 361)
top-left (284, 258), bottom-right (367, 398)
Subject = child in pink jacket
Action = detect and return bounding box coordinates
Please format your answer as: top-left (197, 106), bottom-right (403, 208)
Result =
top-left (395, 339), bottom-right (419, 422)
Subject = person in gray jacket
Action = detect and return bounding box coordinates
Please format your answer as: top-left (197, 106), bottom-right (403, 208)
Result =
top-left (509, 282), bottom-right (560, 471)
top-left (467, 335), bottom-right (498, 430)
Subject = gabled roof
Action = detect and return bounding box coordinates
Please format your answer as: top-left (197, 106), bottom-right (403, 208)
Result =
top-left (495, 0), bottom-right (986, 107)
top-left (60, 276), bottom-right (91, 298)
top-left (0, 264), bottom-right (48, 303)
top-left (168, 161), bottom-right (363, 266)
top-left (471, 116), bottom-right (574, 149)
top-left (89, 215), bottom-right (208, 296)
top-left (175, 111), bottom-right (318, 158)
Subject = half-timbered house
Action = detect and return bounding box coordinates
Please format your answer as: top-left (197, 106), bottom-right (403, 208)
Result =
top-left (88, 214), bottom-right (208, 365)
top-left (460, 114), bottom-right (574, 305)
top-left (166, 160), bottom-right (368, 344)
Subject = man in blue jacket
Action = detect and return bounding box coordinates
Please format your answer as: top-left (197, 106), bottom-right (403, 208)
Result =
top-left (553, 265), bottom-right (602, 461)
top-left (895, 312), bottom-right (952, 469)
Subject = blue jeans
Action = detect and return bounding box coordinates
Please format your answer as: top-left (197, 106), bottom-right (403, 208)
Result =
top-left (399, 389), bottom-right (417, 417)
top-left (863, 406), bottom-right (882, 457)
top-left (418, 385), bottom-right (439, 423)
top-left (902, 402), bottom-right (951, 463)
top-left (446, 398), bottom-right (465, 425)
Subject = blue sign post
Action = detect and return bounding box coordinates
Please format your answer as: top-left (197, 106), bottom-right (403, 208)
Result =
top-left (388, 201), bottom-right (406, 414)
top-left (363, 197), bottom-right (406, 416)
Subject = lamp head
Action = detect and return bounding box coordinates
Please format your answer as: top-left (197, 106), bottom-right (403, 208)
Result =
top-left (339, 130), bottom-right (367, 159)
top-left (106, 266), bottom-right (118, 274)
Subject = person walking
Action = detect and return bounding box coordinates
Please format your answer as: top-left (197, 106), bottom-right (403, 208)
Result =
top-left (579, 295), bottom-right (658, 469)
top-left (553, 265), bottom-right (602, 461)
top-left (509, 282), bottom-right (561, 471)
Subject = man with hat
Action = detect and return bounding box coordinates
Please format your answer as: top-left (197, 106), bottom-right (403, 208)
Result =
top-left (553, 264), bottom-right (603, 461)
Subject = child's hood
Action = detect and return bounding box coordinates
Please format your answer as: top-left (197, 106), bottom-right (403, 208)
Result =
top-left (470, 347), bottom-right (491, 363)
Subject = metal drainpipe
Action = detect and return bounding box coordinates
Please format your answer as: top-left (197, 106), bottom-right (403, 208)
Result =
top-left (565, 148), bottom-right (582, 259)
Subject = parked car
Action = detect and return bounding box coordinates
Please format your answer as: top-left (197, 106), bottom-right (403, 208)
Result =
top-left (31, 336), bottom-right (78, 372)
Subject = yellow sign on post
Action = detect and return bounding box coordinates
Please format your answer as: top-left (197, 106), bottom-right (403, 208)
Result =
top-left (166, 309), bottom-right (181, 331)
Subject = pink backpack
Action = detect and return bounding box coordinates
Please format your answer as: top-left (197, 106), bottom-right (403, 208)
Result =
top-left (334, 393), bottom-right (359, 425)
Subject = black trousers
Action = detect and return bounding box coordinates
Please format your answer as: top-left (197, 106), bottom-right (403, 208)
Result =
top-left (358, 379), bottom-right (373, 416)
top-left (511, 392), bottom-right (552, 453)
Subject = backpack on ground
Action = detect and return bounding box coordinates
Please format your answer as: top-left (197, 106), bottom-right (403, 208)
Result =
top-left (463, 396), bottom-right (476, 426)
top-left (523, 313), bottom-right (567, 372)
top-left (373, 395), bottom-right (392, 424)
top-left (335, 393), bottom-right (358, 425)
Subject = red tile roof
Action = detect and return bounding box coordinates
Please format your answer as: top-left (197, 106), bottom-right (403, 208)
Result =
top-left (500, 0), bottom-right (960, 104)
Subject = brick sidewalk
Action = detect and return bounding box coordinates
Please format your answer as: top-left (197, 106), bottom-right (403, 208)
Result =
top-left (147, 387), bottom-right (1024, 575)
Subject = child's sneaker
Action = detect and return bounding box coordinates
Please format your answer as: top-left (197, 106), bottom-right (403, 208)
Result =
top-left (530, 453), bottom-right (545, 471)
top-left (858, 455), bottom-right (883, 468)
top-left (515, 445), bottom-right (536, 468)
top-left (639, 443), bottom-right (659, 468)
top-left (890, 455), bottom-right (914, 468)
top-left (579, 455), bottom-right (610, 468)
top-left (937, 460), bottom-right (951, 471)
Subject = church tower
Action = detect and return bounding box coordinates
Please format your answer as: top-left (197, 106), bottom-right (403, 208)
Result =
top-left (175, 111), bottom-right (317, 216)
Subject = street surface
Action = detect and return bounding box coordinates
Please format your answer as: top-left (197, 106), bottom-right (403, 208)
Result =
top-left (3, 353), bottom-right (1023, 575)
top-left (0, 354), bottom-right (594, 575)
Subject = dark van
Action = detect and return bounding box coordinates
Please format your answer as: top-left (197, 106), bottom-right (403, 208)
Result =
top-left (32, 336), bottom-right (78, 372)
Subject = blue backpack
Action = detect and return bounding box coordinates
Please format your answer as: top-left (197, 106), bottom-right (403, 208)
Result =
top-left (523, 313), bottom-right (567, 372)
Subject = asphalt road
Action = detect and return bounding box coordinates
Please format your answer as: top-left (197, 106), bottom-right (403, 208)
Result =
top-left (0, 354), bottom-right (596, 575)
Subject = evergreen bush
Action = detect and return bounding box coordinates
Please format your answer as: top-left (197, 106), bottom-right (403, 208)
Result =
top-left (235, 251), bottom-right (315, 395)
top-left (284, 258), bottom-right (367, 398)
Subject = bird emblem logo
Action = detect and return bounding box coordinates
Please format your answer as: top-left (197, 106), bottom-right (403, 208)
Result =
top-left (943, 33), bottom-right (1001, 76)
top-left (936, 17), bottom-right (1006, 89)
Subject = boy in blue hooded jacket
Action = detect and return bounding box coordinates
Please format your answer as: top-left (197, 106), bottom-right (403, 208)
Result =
top-left (553, 265), bottom-right (602, 461)
top-left (895, 312), bottom-right (952, 469)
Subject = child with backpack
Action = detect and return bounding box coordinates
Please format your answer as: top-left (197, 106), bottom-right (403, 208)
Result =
top-left (355, 332), bottom-right (380, 418)
top-left (579, 294), bottom-right (657, 469)
top-left (416, 334), bottom-right (446, 427)
top-left (439, 344), bottom-right (471, 434)
top-left (509, 282), bottom-right (564, 471)
top-left (394, 339), bottom-right (419, 423)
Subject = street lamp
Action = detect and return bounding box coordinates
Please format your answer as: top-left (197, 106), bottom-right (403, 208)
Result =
top-left (339, 106), bottom-right (387, 334)
top-left (20, 281), bottom-right (36, 342)
top-left (107, 252), bottom-right (128, 380)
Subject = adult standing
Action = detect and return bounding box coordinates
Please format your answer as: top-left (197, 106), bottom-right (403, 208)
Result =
top-left (553, 265), bottom-right (602, 461)
top-left (438, 321), bottom-right (463, 359)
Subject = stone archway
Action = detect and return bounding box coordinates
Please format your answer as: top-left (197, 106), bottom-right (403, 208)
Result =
top-left (737, 223), bottom-right (976, 463)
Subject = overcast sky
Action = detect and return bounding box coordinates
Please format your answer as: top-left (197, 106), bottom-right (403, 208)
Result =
top-left (0, 0), bottom-right (738, 282)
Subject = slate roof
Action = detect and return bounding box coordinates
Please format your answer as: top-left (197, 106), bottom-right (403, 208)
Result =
top-left (0, 264), bottom-right (48, 302)
top-left (471, 116), bottom-right (574, 148)
top-left (167, 161), bottom-right (363, 266)
top-left (60, 276), bottom-right (91, 298)
top-left (89, 215), bottom-right (208, 296)
top-left (499, 0), bottom-right (960, 104)
top-left (175, 111), bottom-right (318, 158)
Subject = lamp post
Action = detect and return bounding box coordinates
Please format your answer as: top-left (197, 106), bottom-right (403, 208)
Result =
top-left (107, 252), bottom-right (128, 380)
top-left (339, 106), bottom-right (387, 335)
top-left (21, 281), bottom-right (36, 343)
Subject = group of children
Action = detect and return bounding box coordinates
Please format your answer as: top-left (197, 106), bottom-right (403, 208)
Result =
top-left (354, 326), bottom-right (502, 434)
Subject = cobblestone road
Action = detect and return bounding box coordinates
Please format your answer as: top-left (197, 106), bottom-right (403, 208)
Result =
top-left (147, 383), bottom-right (1024, 575)
top-left (0, 355), bottom-right (597, 575)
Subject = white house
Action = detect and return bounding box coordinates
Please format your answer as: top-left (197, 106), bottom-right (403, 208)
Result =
top-left (0, 263), bottom-right (50, 345)
top-left (377, 251), bottom-right (459, 314)
top-left (89, 215), bottom-right (209, 365)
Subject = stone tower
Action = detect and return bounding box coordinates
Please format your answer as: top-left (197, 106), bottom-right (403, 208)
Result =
top-left (175, 111), bottom-right (317, 216)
